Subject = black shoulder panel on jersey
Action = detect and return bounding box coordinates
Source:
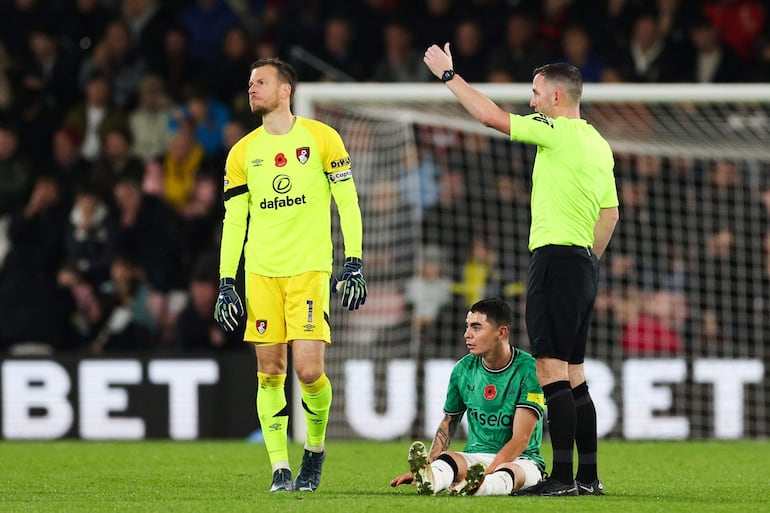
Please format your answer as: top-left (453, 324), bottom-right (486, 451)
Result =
top-left (224, 184), bottom-right (249, 201)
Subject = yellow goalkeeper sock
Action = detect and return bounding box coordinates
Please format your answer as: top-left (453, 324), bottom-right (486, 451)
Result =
top-left (300, 373), bottom-right (332, 449)
top-left (256, 372), bottom-right (289, 468)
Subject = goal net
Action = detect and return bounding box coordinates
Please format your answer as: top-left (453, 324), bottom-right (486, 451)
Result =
top-left (293, 83), bottom-right (769, 441)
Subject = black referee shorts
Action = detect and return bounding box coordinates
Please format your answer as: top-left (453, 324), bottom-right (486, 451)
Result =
top-left (525, 244), bottom-right (599, 364)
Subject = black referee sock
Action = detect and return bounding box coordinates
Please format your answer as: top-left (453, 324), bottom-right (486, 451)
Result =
top-left (573, 381), bottom-right (598, 483)
top-left (542, 380), bottom-right (576, 485)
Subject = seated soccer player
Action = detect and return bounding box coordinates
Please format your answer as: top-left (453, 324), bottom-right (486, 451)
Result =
top-left (390, 298), bottom-right (545, 496)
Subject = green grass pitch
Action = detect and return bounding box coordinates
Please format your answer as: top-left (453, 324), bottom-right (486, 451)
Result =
top-left (2, 439), bottom-right (768, 512)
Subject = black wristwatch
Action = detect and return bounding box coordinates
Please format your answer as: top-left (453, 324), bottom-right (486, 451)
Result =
top-left (441, 69), bottom-right (456, 82)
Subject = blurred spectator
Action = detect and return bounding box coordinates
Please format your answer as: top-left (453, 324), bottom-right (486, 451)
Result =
top-left (130, 73), bottom-right (173, 161)
top-left (22, 24), bottom-right (80, 121)
top-left (371, 21), bottom-right (431, 82)
top-left (619, 12), bottom-right (682, 82)
top-left (449, 18), bottom-right (487, 83)
top-left (49, 128), bottom-right (91, 203)
top-left (688, 160), bottom-right (763, 353)
top-left (172, 253), bottom-right (240, 352)
top-left (486, 10), bottom-right (550, 82)
top-left (413, 0), bottom-right (460, 49)
top-left (55, 261), bottom-right (103, 350)
top-left (179, 172), bottom-right (222, 279)
top-left (169, 83), bottom-right (230, 160)
top-left (682, 14), bottom-right (749, 82)
top-left (121, 0), bottom-right (178, 70)
top-left (210, 25), bottom-right (254, 108)
top-left (422, 168), bottom-right (472, 278)
top-left (293, 16), bottom-right (367, 81)
top-left (64, 183), bottom-right (119, 288)
top-left (0, 43), bottom-right (12, 113)
top-left (113, 172), bottom-right (181, 292)
top-left (405, 244), bottom-right (453, 330)
top-left (90, 254), bottom-right (158, 353)
top-left (0, 175), bottom-right (68, 351)
top-left (60, 0), bottom-right (115, 65)
top-left (0, 122), bottom-right (36, 217)
top-left (0, 0), bottom-right (58, 60)
top-left (161, 121), bottom-right (206, 214)
top-left (559, 24), bottom-right (607, 83)
top-left (452, 237), bottom-right (504, 309)
top-left (701, 0), bottom-right (765, 62)
top-left (536, 0), bottom-right (580, 57)
top-left (149, 25), bottom-right (197, 103)
top-left (62, 71), bottom-right (130, 162)
top-left (90, 126), bottom-right (146, 203)
top-left (621, 290), bottom-right (687, 356)
top-left (177, 0), bottom-right (239, 69)
top-left (78, 19), bottom-right (148, 110)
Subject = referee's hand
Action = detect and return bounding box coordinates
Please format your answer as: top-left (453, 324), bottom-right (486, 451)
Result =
top-left (214, 278), bottom-right (244, 332)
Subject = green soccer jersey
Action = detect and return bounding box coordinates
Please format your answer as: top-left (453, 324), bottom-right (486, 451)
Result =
top-left (509, 113), bottom-right (618, 252)
top-left (444, 348), bottom-right (546, 471)
top-left (219, 116), bottom-right (362, 278)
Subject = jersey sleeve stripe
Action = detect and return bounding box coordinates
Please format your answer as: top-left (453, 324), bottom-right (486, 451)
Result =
top-left (224, 184), bottom-right (249, 201)
top-left (516, 404), bottom-right (543, 420)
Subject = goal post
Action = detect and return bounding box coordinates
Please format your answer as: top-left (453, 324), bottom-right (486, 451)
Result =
top-left (291, 82), bottom-right (769, 442)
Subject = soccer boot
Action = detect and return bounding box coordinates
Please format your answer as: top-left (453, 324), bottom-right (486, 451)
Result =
top-left (576, 478), bottom-right (605, 496)
top-left (449, 462), bottom-right (486, 496)
top-left (269, 468), bottom-right (295, 492)
top-left (407, 441), bottom-right (434, 495)
top-left (295, 449), bottom-right (326, 492)
top-left (518, 476), bottom-right (578, 496)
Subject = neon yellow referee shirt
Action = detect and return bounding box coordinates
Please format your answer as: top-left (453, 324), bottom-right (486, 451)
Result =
top-left (509, 113), bottom-right (618, 252)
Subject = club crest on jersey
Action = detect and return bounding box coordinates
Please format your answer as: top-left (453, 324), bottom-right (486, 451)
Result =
top-left (296, 147), bottom-right (310, 164)
top-left (256, 319), bottom-right (267, 335)
top-left (484, 384), bottom-right (497, 400)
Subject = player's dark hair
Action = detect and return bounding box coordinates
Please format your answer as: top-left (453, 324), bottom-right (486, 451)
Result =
top-left (470, 298), bottom-right (513, 329)
top-left (251, 58), bottom-right (298, 102)
top-left (533, 62), bottom-right (583, 103)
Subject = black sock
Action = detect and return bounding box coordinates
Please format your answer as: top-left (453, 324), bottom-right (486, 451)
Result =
top-left (572, 381), bottom-right (598, 483)
top-left (542, 380), bottom-right (576, 484)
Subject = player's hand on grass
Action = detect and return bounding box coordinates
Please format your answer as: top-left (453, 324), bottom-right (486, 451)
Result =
top-left (390, 473), bottom-right (414, 487)
top-left (331, 257), bottom-right (367, 310)
top-left (214, 278), bottom-right (244, 332)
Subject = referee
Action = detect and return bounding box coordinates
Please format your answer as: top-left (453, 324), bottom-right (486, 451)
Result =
top-left (424, 44), bottom-right (619, 496)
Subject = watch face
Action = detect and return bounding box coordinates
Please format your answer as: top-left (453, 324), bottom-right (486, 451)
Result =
top-left (442, 70), bottom-right (455, 82)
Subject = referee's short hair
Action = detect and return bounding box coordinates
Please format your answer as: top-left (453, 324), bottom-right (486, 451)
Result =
top-left (533, 62), bottom-right (583, 103)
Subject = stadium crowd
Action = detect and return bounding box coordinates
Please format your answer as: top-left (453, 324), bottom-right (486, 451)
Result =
top-left (0, 0), bottom-right (769, 355)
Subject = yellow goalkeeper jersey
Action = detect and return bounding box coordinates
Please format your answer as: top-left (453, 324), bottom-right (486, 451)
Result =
top-left (220, 116), bottom-right (362, 278)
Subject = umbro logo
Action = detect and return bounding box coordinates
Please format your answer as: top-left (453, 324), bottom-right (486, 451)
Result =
top-left (466, 384), bottom-right (475, 392)
top-left (252, 159), bottom-right (263, 166)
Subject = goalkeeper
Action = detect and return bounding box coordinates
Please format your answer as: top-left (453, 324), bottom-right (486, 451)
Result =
top-left (390, 298), bottom-right (546, 496)
top-left (215, 58), bottom-right (366, 493)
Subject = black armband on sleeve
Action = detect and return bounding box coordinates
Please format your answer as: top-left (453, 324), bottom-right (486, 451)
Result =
top-left (224, 184), bottom-right (249, 201)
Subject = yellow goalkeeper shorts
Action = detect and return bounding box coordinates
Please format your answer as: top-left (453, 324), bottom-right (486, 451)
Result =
top-left (244, 271), bottom-right (331, 344)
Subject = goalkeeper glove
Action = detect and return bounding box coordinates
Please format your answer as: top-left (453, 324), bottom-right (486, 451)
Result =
top-left (331, 257), bottom-right (367, 311)
top-left (214, 278), bottom-right (244, 332)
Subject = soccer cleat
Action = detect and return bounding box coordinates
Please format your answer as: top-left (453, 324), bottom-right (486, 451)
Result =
top-left (407, 441), bottom-right (434, 495)
top-left (295, 449), bottom-right (325, 492)
top-left (576, 478), bottom-right (605, 496)
top-left (449, 462), bottom-right (486, 496)
top-left (517, 476), bottom-right (579, 496)
top-left (269, 468), bottom-right (295, 492)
